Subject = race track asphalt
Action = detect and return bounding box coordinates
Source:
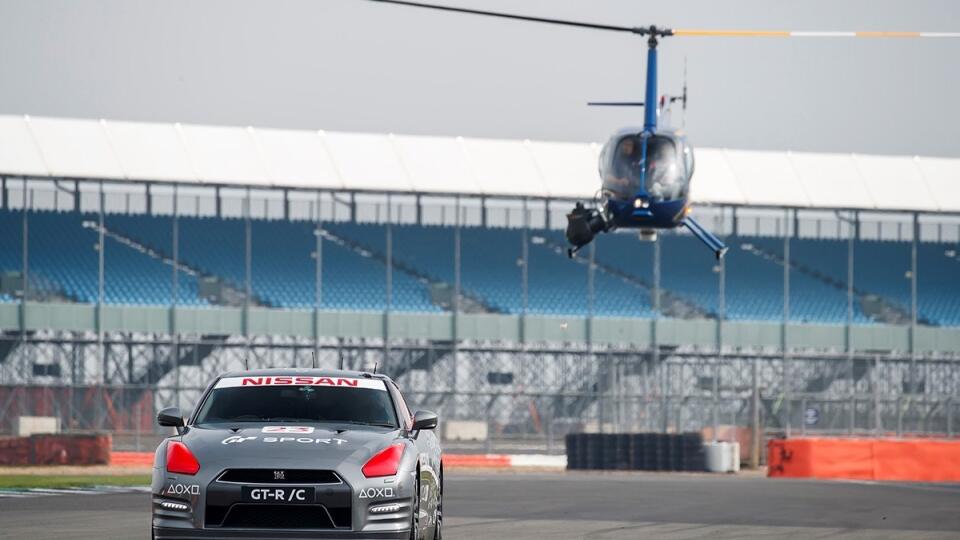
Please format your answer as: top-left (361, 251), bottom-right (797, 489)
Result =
top-left (2, 471), bottom-right (959, 539)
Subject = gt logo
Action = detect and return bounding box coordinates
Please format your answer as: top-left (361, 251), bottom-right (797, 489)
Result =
top-left (165, 483), bottom-right (200, 496)
top-left (221, 436), bottom-right (257, 445)
top-left (359, 487), bottom-right (394, 499)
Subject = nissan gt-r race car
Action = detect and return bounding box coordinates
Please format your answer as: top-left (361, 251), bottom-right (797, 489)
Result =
top-left (151, 369), bottom-right (443, 540)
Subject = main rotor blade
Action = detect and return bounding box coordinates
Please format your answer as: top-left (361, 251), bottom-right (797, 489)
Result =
top-left (366, 0), bottom-right (646, 35)
top-left (365, 2), bottom-right (960, 40)
top-left (672, 29), bottom-right (960, 38)
top-left (587, 102), bottom-right (645, 107)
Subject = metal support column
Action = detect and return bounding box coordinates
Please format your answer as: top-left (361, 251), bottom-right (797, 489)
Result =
top-left (874, 355), bottom-right (882, 436)
top-left (587, 242), bottom-right (595, 345)
top-left (18, 178), bottom-right (29, 422)
top-left (97, 184), bottom-right (105, 379)
top-left (243, 189), bottom-right (251, 370)
top-left (96, 183), bottom-right (106, 430)
top-left (653, 237), bottom-right (664, 432)
top-left (910, 213), bottom-right (919, 398)
top-left (172, 186), bottom-right (180, 409)
top-left (314, 192), bottom-right (323, 365)
top-left (901, 213), bottom-right (920, 434)
top-left (19, 182), bottom-right (28, 340)
top-left (384, 195), bottom-right (393, 373)
top-left (587, 241), bottom-right (596, 428)
top-left (451, 197), bottom-right (461, 418)
top-left (714, 225), bottom-right (725, 442)
top-left (750, 358), bottom-right (760, 468)
top-left (521, 199), bottom-right (529, 343)
top-left (782, 209), bottom-right (791, 437)
top-left (847, 211), bottom-right (856, 434)
top-left (948, 397), bottom-right (954, 438)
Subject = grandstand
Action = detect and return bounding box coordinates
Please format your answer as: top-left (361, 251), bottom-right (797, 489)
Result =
top-left (4, 214), bottom-right (960, 326)
top-left (1, 115), bottom-right (960, 453)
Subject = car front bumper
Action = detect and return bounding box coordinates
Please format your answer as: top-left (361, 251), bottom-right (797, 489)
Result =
top-left (153, 527), bottom-right (409, 540)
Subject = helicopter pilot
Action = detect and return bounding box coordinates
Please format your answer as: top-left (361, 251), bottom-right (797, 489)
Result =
top-left (606, 137), bottom-right (643, 197)
top-left (646, 140), bottom-right (676, 201)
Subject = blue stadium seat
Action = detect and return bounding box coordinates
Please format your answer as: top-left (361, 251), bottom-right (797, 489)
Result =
top-left (0, 210), bottom-right (205, 306)
top-left (1, 209), bottom-right (957, 324)
top-left (919, 242), bottom-right (960, 326)
top-left (329, 223), bottom-right (654, 317)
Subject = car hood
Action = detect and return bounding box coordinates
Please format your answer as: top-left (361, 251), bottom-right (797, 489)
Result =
top-left (180, 423), bottom-right (401, 472)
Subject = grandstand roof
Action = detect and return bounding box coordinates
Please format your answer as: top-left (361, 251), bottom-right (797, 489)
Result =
top-left (1, 114), bottom-right (958, 212)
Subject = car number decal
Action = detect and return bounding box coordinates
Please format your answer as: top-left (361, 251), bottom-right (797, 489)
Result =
top-left (262, 426), bottom-right (315, 434)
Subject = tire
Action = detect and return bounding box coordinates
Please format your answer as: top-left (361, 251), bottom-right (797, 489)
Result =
top-left (433, 472), bottom-right (442, 540)
top-left (409, 476), bottom-right (421, 540)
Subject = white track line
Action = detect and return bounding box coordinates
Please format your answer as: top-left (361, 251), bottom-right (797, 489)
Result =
top-left (0, 491), bottom-right (45, 498)
top-left (0, 486), bottom-right (150, 498)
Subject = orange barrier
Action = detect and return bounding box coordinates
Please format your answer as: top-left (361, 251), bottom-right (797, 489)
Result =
top-left (111, 451), bottom-right (154, 467)
top-left (437, 454), bottom-right (511, 469)
top-left (768, 437), bottom-right (960, 482)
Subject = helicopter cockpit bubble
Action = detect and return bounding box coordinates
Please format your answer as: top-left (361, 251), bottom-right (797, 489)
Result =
top-left (599, 133), bottom-right (692, 203)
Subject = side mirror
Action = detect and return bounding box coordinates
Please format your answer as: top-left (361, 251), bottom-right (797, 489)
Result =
top-left (412, 410), bottom-right (438, 431)
top-left (157, 407), bottom-right (185, 428)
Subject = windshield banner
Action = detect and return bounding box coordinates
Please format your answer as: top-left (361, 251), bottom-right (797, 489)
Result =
top-left (215, 376), bottom-right (387, 391)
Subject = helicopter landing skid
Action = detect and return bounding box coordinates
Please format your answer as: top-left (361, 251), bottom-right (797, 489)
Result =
top-left (683, 216), bottom-right (728, 260)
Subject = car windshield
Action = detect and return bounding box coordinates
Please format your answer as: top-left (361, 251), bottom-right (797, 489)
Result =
top-left (194, 376), bottom-right (398, 428)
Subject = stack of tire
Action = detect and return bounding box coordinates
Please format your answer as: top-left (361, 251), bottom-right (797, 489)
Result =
top-left (565, 432), bottom-right (705, 471)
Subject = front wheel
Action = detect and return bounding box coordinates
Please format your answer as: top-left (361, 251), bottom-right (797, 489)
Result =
top-left (409, 477), bottom-right (421, 540)
top-left (433, 474), bottom-right (442, 540)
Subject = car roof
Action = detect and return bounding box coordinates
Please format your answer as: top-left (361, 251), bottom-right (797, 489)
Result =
top-left (217, 368), bottom-right (392, 382)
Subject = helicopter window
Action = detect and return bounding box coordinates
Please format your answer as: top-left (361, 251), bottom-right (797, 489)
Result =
top-left (601, 136), bottom-right (643, 199)
top-left (645, 137), bottom-right (686, 201)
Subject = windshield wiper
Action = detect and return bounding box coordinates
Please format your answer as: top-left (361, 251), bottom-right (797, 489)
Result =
top-left (333, 420), bottom-right (397, 429)
top-left (215, 417), bottom-right (313, 423)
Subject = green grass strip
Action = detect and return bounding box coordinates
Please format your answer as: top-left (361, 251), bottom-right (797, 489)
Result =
top-left (0, 474), bottom-right (150, 489)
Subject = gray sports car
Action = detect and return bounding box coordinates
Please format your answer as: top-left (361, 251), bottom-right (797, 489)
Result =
top-left (151, 369), bottom-right (443, 539)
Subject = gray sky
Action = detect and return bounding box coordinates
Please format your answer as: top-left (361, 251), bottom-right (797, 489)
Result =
top-left (1, 0), bottom-right (958, 157)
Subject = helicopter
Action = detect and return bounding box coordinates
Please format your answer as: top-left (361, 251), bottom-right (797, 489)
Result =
top-left (367, 0), bottom-right (959, 260)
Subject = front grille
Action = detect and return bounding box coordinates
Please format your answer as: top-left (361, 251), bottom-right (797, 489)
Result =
top-left (216, 469), bottom-right (341, 484)
top-left (220, 504), bottom-right (342, 529)
top-left (204, 469), bottom-right (352, 529)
